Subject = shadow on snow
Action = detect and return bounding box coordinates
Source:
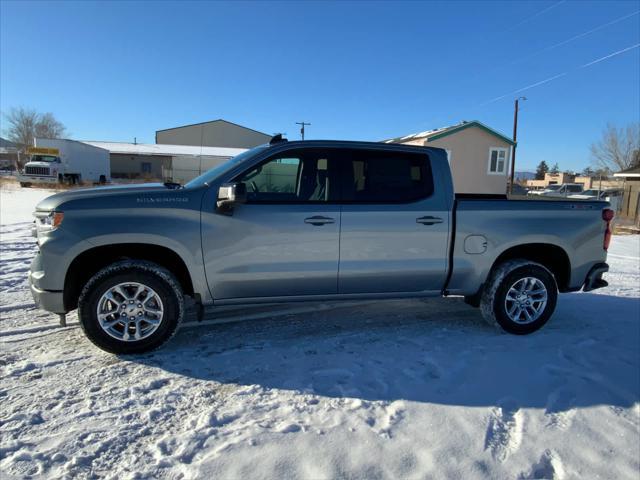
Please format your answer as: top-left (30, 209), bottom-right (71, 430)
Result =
top-left (131, 293), bottom-right (640, 410)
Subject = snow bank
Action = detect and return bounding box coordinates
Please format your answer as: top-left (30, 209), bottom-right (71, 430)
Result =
top-left (1, 187), bottom-right (638, 479)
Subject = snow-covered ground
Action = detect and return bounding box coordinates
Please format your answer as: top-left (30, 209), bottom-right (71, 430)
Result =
top-left (1, 185), bottom-right (639, 479)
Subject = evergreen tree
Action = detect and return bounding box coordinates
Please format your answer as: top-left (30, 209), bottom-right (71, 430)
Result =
top-left (534, 161), bottom-right (549, 180)
top-left (550, 163), bottom-right (560, 174)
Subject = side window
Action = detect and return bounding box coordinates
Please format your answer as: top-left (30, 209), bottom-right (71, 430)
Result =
top-left (488, 148), bottom-right (507, 174)
top-left (341, 150), bottom-right (433, 203)
top-left (236, 149), bottom-right (335, 203)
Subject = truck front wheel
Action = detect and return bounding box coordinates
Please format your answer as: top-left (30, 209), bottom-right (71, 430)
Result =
top-left (77, 261), bottom-right (184, 354)
top-left (480, 259), bottom-right (557, 335)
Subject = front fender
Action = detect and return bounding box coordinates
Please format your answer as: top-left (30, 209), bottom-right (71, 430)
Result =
top-left (58, 207), bottom-right (211, 304)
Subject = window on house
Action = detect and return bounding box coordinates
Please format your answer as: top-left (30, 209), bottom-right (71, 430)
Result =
top-left (488, 148), bottom-right (507, 174)
top-left (141, 162), bottom-right (152, 174)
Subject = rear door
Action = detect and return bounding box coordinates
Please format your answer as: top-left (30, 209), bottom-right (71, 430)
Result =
top-left (337, 148), bottom-right (450, 294)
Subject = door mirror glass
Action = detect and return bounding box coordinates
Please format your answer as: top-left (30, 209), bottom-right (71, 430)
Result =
top-left (217, 182), bottom-right (247, 212)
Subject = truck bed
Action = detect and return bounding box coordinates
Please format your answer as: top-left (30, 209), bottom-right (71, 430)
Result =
top-left (446, 196), bottom-right (609, 296)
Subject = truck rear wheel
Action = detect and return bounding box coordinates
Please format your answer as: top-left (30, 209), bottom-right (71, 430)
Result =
top-left (480, 259), bottom-right (557, 335)
top-left (77, 261), bottom-right (184, 354)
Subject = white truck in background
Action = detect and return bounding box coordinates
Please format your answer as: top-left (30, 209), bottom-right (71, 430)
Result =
top-left (18, 139), bottom-right (110, 187)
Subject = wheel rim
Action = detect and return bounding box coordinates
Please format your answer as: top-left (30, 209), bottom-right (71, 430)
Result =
top-left (96, 282), bottom-right (164, 342)
top-left (504, 277), bottom-right (548, 324)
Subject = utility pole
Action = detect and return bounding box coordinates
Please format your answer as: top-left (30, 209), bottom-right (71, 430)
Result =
top-left (509, 96), bottom-right (526, 194)
top-left (296, 121), bottom-right (311, 140)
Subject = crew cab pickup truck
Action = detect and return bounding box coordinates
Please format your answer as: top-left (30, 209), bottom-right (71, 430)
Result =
top-left (29, 137), bottom-right (614, 353)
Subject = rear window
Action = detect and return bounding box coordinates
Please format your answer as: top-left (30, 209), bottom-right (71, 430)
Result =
top-left (340, 150), bottom-right (433, 203)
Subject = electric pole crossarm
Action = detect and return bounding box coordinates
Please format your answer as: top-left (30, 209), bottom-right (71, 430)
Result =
top-left (295, 121), bottom-right (311, 140)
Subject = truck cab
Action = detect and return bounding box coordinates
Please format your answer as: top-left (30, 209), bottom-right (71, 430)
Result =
top-left (18, 147), bottom-right (64, 186)
top-left (18, 140), bottom-right (110, 187)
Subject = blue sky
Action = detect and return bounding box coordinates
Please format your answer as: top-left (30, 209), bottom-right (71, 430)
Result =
top-left (1, 0), bottom-right (639, 171)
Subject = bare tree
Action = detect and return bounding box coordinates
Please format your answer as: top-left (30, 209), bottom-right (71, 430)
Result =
top-left (35, 112), bottom-right (67, 139)
top-left (2, 107), bottom-right (68, 168)
top-left (590, 123), bottom-right (640, 172)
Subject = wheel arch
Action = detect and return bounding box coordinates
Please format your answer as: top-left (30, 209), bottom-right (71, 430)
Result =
top-left (64, 243), bottom-right (195, 311)
top-left (490, 243), bottom-right (571, 292)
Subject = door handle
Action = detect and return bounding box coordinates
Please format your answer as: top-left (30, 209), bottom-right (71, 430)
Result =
top-left (304, 216), bottom-right (335, 226)
top-left (416, 216), bottom-right (444, 225)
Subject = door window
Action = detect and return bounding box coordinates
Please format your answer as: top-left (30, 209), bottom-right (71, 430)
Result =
top-left (236, 149), bottom-right (335, 203)
top-left (340, 150), bottom-right (433, 203)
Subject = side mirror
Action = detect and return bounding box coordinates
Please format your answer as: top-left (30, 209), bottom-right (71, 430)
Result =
top-left (216, 182), bottom-right (247, 213)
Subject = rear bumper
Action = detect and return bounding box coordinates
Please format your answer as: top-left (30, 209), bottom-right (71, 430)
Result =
top-left (583, 262), bottom-right (609, 292)
top-left (29, 271), bottom-right (66, 313)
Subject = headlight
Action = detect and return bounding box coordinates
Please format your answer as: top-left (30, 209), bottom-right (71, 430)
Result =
top-left (34, 211), bottom-right (64, 232)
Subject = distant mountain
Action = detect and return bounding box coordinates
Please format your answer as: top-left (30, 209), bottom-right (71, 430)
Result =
top-left (514, 171), bottom-right (536, 181)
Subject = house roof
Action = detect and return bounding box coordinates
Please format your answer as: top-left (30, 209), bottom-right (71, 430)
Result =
top-left (155, 119), bottom-right (270, 137)
top-left (81, 140), bottom-right (246, 158)
top-left (0, 137), bottom-right (20, 154)
top-left (383, 120), bottom-right (516, 146)
top-left (613, 165), bottom-right (640, 178)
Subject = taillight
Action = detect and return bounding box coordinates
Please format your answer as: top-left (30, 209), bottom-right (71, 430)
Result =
top-left (602, 208), bottom-right (614, 251)
top-left (602, 209), bottom-right (615, 222)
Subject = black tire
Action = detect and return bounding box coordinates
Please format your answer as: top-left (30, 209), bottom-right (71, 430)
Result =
top-left (480, 259), bottom-right (558, 335)
top-left (78, 261), bottom-right (184, 354)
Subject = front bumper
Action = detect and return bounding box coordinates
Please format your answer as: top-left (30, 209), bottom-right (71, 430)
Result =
top-left (29, 271), bottom-right (66, 313)
top-left (583, 262), bottom-right (609, 292)
top-left (17, 174), bottom-right (58, 184)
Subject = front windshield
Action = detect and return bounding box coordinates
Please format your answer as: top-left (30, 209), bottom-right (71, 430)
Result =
top-left (546, 185), bottom-right (561, 191)
top-left (31, 155), bottom-right (60, 163)
top-left (184, 146), bottom-right (268, 189)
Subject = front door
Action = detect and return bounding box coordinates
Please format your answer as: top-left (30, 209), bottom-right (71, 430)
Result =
top-left (337, 148), bottom-right (450, 294)
top-left (201, 148), bottom-right (340, 300)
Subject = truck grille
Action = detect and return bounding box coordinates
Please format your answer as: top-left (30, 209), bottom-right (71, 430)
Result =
top-left (25, 166), bottom-right (51, 176)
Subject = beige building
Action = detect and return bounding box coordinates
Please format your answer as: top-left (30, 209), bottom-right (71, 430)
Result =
top-left (385, 120), bottom-right (515, 194)
top-left (156, 119), bottom-right (270, 149)
top-left (527, 172), bottom-right (622, 191)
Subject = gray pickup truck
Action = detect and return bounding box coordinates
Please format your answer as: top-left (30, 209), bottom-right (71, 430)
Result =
top-left (30, 137), bottom-right (613, 353)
